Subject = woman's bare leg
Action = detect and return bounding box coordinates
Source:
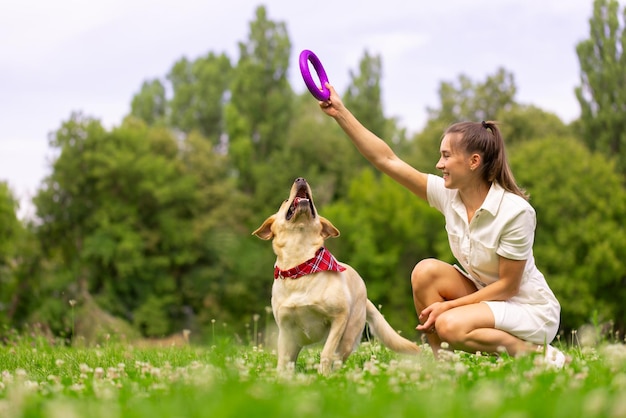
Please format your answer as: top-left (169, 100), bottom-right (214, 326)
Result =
top-left (411, 259), bottom-right (477, 355)
top-left (435, 303), bottom-right (534, 355)
top-left (411, 259), bottom-right (554, 360)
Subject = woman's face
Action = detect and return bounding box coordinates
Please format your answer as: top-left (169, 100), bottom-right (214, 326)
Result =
top-left (436, 133), bottom-right (474, 189)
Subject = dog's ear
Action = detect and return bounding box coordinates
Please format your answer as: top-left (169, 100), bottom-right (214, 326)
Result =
top-left (252, 216), bottom-right (275, 240)
top-left (320, 216), bottom-right (340, 238)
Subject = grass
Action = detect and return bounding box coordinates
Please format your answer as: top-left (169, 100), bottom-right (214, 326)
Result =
top-left (1, 331), bottom-right (626, 418)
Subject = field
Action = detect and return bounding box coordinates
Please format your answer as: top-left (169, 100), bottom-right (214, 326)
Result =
top-left (1, 330), bottom-right (625, 418)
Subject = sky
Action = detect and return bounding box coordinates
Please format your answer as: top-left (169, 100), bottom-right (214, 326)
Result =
top-left (0, 0), bottom-right (596, 219)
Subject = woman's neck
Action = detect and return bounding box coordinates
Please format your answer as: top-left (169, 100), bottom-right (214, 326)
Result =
top-left (459, 181), bottom-right (491, 222)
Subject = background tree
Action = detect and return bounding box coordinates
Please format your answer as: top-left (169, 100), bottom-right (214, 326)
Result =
top-left (226, 5), bottom-right (293, 194)
top-left (427, 68), bottom-right (517, 123)
top-left (33, 114), bottom-right (250, 338)
top-left (575, 0), bottom-right (626, 176)
top-left (0, 183), bottom-right (25, 328)
top-left (496, 105), bottom-right (573, 147)
top-left (167, 52), bottom-right (233, 143)
top-left (510, 137), bottom-right (626, 332)
top-left (343, 51), bottom-right (387, 139)
top-left (130, 79), bottom-right (167, 126)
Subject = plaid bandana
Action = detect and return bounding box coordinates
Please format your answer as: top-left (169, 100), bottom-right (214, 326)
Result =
top-left (274, 247), bottom-right (346, 280)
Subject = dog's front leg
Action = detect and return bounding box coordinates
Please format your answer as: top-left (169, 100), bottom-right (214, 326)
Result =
top-left (276, 330), bottom-right (302, 371)
top-left (319, 316), bottom-right (349, 375)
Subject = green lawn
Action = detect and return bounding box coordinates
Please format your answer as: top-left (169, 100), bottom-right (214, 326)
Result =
top-left (1, 333), bottom-right (625, 418)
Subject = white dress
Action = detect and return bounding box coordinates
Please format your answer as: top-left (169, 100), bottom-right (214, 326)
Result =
top-left (427, 174), bottom-right (561, 344)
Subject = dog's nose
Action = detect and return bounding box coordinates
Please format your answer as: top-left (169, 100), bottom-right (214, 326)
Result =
top-left (294, 177), bottom-right (307, 186)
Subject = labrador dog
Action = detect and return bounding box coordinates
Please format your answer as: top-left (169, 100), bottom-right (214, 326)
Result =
top-left (253, 177), bottom-right (420, 374)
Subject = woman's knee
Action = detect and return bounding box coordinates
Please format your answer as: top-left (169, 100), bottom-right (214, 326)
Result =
top-left (435, 311), bottom-right (463, 344)
top-left (411, 258), bottom-right (442, 290)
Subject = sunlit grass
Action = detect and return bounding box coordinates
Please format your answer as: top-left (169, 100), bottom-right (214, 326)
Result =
top-left (1, 330), bottom-right (625, 418)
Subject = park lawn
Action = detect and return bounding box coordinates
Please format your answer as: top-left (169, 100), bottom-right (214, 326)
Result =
top-left (0, 333), bottom-right (625, 418)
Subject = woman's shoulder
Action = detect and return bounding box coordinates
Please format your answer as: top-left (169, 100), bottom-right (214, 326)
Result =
top-left (500, 186), bottom-right (536, 216)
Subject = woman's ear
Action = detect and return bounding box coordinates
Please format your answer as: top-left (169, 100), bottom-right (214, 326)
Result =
top-left (469, 153), bottom-right (481, 171)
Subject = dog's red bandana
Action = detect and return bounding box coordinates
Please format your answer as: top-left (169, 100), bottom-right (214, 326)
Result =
top-left (274, 247), bottom-right (346, 280)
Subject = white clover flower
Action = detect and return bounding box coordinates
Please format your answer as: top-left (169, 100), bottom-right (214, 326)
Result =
top-left (23, 380), bottom-right (39, 391)
top-left (94, 367), bottom-right (104, 379)
top-left (69, 383), bottom-right (85, 393)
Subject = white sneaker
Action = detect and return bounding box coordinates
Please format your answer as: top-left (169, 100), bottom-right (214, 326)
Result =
top-left (543, 345), bottom-right (566, 369)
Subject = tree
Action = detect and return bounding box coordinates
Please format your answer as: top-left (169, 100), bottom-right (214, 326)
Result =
top-left (167, 52), bottom-right (233, 143)
top-left (343, 51), bottom-right (387, 138)
top-left (496, 105), bottom-right (573, 147)
top-left (427, 68), bottom-right (517, 123)
top-left (575, 0), bottom-right (626, 175)
top-left (130, 79), bottom-right (167, 126)
top-left (34, 114), bottom-right (251, 337)
top-left (0, 183), bottom-right (25, 327)
top-left (226, 5), bottom-right (294, 193)
top-left (510, 137), bottom-right (626, 332)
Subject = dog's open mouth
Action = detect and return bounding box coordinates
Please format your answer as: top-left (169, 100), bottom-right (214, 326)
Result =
top-left (286, 186), bottom-right (316, 220)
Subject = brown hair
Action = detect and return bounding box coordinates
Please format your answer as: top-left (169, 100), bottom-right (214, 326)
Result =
top-left (445, 121), bottom-right (529, 200)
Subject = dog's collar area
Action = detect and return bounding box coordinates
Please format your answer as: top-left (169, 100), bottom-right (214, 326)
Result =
top-left (274, 247), bottom-right (346, 279)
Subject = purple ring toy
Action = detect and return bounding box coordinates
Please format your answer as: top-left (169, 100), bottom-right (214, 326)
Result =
top-left (299, 49), bottom-right (330, 101)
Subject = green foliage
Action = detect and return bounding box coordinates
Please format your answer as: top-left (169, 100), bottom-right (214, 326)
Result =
top-left (167, 52), bottom-right (233, 142)
top-left (0, 183), bottom-right (24, 327)
top-left (130, 79), bottom-right (167, 126)
top-left (575, 0), bottom-right (626, 175)
top-left (427, 68), bottom-right (517, 122)
top-left (510, 137), bottom-right (626, 331)
top-left (227, 5), bottom-right (294, 192)
top-left (497, 105), bottom-right (573, 147)
top-left (33, 114), bottom-right (251, 337)
top-left (343, 50), bottom-right (387, 138)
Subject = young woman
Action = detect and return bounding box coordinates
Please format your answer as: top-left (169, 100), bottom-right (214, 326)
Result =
top-left (319, 84), bottom-right (564, 367)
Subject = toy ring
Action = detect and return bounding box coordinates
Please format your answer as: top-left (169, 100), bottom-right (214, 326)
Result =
top-left (299, 50), bottom-right (330, 101)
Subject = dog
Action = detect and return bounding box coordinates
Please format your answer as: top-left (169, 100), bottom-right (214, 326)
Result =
top-left (253, 177), bottom-right (420, 374)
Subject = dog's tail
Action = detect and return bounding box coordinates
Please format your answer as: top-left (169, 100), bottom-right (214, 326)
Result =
top-left (365, 300), bottom-right (420, 354)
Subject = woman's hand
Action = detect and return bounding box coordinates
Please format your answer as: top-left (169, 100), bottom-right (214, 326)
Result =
top-left (416, 301), bottom-right (451, 333)
top-left (318, 83), bottom-right (344, 118)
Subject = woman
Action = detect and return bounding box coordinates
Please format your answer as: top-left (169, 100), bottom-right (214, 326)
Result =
top-left (319, 84), bottom-right (564, 367)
